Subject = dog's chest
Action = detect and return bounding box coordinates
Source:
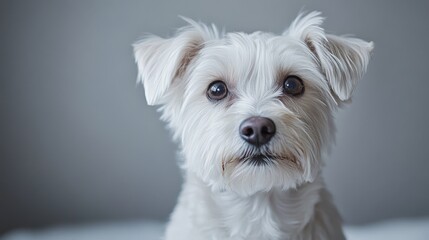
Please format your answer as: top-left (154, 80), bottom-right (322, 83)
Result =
top-left (165, 176), bottom-right (340, 240)
top-left (216, 192), bottom-right (283, 239)
top-left (211, 188), bottom-right (317, 240)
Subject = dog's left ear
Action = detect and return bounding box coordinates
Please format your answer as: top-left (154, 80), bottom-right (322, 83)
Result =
top-left (285, 11), bottom-right (374, 102)
top-left (133, 19), bottom-right (218, 105)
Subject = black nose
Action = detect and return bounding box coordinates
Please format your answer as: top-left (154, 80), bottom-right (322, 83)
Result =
top-left (239, 117), bottom-right (276, 147)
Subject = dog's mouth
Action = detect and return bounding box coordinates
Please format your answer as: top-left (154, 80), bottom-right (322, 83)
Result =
top-left (240, 153), bottom-right (272, 166)
top-left (239, 152), bottom-right (296, 166)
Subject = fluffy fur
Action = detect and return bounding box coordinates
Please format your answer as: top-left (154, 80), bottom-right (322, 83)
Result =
top-left (133, 11), bottom-right (373, 240)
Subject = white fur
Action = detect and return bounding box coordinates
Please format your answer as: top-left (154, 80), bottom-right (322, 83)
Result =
top-left (133, 11), bottom-right (372, 240)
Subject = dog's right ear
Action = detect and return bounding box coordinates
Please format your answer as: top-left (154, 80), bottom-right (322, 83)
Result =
top-left (133, 19), bottom-right (218, 105)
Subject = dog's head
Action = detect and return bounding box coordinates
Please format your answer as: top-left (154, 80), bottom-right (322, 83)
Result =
top-left (134, 12), bottom-right (373, 196)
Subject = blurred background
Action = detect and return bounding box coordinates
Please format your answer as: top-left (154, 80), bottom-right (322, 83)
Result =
top-left (1, 0), bottom-right (429, 236)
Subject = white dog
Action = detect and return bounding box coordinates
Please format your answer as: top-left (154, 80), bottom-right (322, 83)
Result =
top-left (134, 11), bottom-right (372, 240)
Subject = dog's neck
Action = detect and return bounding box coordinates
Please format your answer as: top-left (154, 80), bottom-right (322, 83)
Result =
top-left (181, 172), bottom-right (328, 240)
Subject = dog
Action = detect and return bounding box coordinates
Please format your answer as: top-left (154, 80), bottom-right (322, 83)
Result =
top-left (133, 11), bottom-right (373, 240)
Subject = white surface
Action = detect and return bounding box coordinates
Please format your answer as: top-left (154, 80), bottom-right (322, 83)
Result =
top-left (0, 221), bottom-right (165, 240)
top-left (1, 218), bottom-right (429, 240)
top-left (344, 218), bottom-right (429, 240)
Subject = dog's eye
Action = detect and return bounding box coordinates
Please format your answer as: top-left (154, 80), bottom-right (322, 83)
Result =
top-left (283, 76), bottom-right (304, 96)
top-left (207, 81), bottom-right (228, 101)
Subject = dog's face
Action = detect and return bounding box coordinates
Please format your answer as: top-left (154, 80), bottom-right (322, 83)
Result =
top-left (134, 12), bottom-right (372, 196)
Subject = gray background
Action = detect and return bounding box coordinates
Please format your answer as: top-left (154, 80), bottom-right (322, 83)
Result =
top-left (1, 0), bottom-right (429, 235)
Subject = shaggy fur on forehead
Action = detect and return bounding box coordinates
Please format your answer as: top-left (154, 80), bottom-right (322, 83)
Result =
top-left (134, 11), bottom-right (372, 106)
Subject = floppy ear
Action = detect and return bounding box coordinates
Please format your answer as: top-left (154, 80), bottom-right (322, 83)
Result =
top-left (285, 11), bottom-right (373, 101)
top-left (133, 20), bottom-right (217, 105)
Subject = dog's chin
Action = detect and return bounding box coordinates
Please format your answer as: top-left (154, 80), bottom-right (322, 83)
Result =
top-left (221, 152), bottom-right (303, 196)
